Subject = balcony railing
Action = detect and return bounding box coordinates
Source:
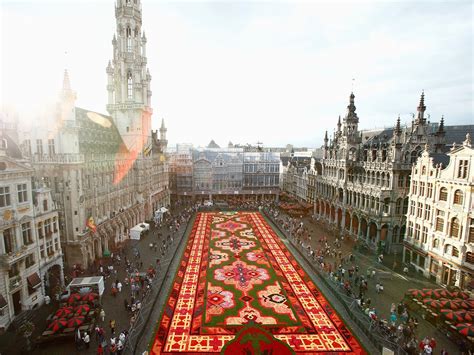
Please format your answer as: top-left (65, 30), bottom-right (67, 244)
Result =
top-left (9, 275), bottom-right (22, 290)
top-left (0, 245), bottom-right (28, 267)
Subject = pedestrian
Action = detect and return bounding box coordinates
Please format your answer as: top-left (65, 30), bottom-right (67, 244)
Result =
top-left (83, 331), bottom-right (90, 349)
top-left (44, 294), bottom-right (51, 306)
top-left (117, 281), bottom-right (122, 293)
top-left (110, 319), bottom-right (116, 335)
top-left (97, 344), bottom-right (104, 355)
top-left (100, 308), bottom-right (105, 322)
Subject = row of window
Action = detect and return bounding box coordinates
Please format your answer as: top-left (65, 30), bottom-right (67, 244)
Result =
top-left (409, 201), bottom-right (431, 220)
top-left (438, 187), bottom-right (464, 205)
top-left (23, 139), bottom-right (55, 156)
top-left (411, 181), bottom-right (434, 198)
top-left (0, 184), bottom-right (28, 207)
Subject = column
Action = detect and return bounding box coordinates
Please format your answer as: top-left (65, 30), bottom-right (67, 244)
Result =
top-left (341, 211), bottom-right (346, 231)
top-left (357, 220), bottom-right (362, 238)
top-left (375, 227), bottom-right (381, 246)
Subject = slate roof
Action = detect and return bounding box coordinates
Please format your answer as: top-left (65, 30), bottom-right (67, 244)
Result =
top-left (75, 107), bottom-right (128, 155)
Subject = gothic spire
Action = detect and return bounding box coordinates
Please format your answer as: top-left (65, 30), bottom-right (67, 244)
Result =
top-left (337, 115), bottom-right (341, 131)
top-left (395, 115), bottom-right (401, 136)
top-left (416, 90), bottom-right (426, 124)
top-left (62, 69), bottom-right (71, 91)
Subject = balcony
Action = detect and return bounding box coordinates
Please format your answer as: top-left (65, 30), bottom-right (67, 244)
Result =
top-left (9, 275), bottom-right (22, 291)
top-left (0, 246), bottom-right (28, 267)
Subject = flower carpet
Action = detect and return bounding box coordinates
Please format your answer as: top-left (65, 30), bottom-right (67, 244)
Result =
top-left (150, 212), bottom-right (365, 354)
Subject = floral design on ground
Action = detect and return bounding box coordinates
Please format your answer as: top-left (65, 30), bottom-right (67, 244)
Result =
top-left (214, 261), bottom-right (270, 292)
top-left (258, 282), bottom-right (297, 321)
top-left (206, 284), bottom-right (235, 321)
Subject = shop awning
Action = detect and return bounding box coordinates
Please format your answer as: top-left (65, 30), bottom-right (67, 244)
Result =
top-left (27, 272), bottom-right (42, 289)
top-left (0, 294), bottom-right (7, 309)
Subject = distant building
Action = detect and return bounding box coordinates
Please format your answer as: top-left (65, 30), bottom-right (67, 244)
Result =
top-left (404, 135), bottom-right (473, 290)
top-left (168, 145), bottom-right (280, 203)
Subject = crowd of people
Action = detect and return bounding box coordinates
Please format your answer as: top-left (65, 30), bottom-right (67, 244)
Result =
top-left (263, 203), bottom-right (458, 355)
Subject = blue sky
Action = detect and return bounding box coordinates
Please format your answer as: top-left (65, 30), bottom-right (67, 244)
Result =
top-left (1, 0), bottom-right (472, 147)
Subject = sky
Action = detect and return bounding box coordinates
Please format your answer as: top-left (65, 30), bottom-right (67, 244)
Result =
top-left (1, 0), bottom-right (473, 148)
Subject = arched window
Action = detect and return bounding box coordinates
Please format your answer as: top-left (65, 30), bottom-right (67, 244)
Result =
top-left (127, 71), bottom-right (133, 99)
top-left (126, 26), bottom-right (132, 52)
top-left (439, 187), bottom-right (448, 201)
top-left (432, 239), bottom-right (439, 248)
top-left (450, 217), bottom-right (460, 238)
top-left (452, 247), bottom-right (459, 257)
top-left (421, 166), bottom-right (426, 175)
top-left (453, 190), bottom-right (463, 205)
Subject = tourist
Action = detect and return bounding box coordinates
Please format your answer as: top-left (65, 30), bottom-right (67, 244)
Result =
top-left (117, 281), bottom-right (123, 293)
top-left (110, 319), bottom-right (116, 335)
top-left (100, 308), bottom-right (106, 322)
top-left (83, 331), bottom-right (91, 349)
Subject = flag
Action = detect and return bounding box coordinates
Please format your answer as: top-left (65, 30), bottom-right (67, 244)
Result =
top-left (143, 144), bottom-right (152, 157)
top-left (86, 217), bottom-right (97, 233)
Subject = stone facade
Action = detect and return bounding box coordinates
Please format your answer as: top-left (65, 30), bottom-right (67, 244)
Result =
top-left (19, 0), bottom-right (169, 268)
top-left (404, 136), bottom-right (473, 290)
top-left (280, 92), bottom-right (473, 253)
top-left (0, 133), bottom-right (63, 331)
top-left (168, 144), bottom-right (280, 203)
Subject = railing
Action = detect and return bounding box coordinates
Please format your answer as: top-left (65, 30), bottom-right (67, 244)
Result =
top-left (261, 209), bottom-right (408, 355)
top-left (9, 275), bottom-right (22, 290)
top-left (0, 245), bottom-right (28, 267)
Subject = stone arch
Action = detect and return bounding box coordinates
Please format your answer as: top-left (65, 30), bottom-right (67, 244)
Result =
top-left (345, 211), bottom-right (351, 230)
top-left (360, 218), bottom-right (368, 238)
top-left (337, 208), bottom-right (343, 227)
top-left (352, 215), bottom-right (359, 235)
top-left (93, 238), bottom-right (101, 259)
top-left (369, 222), bottom-right (378, 242)
top-left (393, 225), bottom-right (400, 244)
top-left (400, 225), bottom-right (406, 242)
top-left (380, 224), bottom-right (389, 241)
top-left (330, 205), bottom-right (336, 222)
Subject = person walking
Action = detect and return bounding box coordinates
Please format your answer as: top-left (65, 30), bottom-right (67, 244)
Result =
top-left (117, 281), bottom-right (122, 293)
top-left (83, 331), bottom-right (90, 349)
top-left (109, 319), bottom-right (116, 335)
top-left (100, 308), bottom-right (106, 322)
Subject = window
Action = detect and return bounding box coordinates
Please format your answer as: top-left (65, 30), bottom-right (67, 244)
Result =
top-left (54, 238), bottom-right (59, 251)
top-left (439, 187), bottom-right (448, 201)
top-left (37, 222), bottom-right (44, 239)
top-left (466, 252), bottom-right (474, 264)
top-left (127, 71), bottom-right (133, 99)
top-left (421, 166), bottom-right (426, 175)
top-left (40, 244), bottom-right (45, 258)
top-left (425, 205), bottom-right (431, 221)
top-left (410, 200), bottom-right (416, 216)
top-left (408, 221), bottom-right (413, 238)
top-left (470, 220), bottom-right (474, 243)
top-left (417, 202), bottom-right (423, 218)
top-left (458, 159), bottom-right (468, 179)
top-left (415, 224), bottom-right (421, 240)
top-left (126, 26), bottom-right (132, 52)
top-left (435, 213), bottom-right (444, 232)
top-left (398, 175), bottom-right (404, 187)
top-left (53, 217), bottom-right (58, 232)
top-left (452, 247), bottom-right (459, 258)
top-left (450, 217), bottom-right (460, 238)
top-left (46, 240), bottom-right (53, 256)
top-left (0, 186), bottom-right (11, 207)
top-left (432, 239), bottom-right (439, 249)
top-left (412, 181), bottom-right (417, 195)
top-left (36, 139), bottom-right (43, 155)
top-left (44, 219), bottom-right (51, 236)
top-left (17, 183), bottom-right (28, 203)
top-left (422, 226), bottom-right (428, 243)
top-left (24, 139), bottom-right (31, 156)
top-left (43, 199), bottom-right (48, 212)
top-left (25, 253), bottom-right (35, 268)
top-left (3, 228), bottom-right (15, 253)
top-left (48, 139), bottom-right (55, 156)
top-left (9, 262), bottom-right (20, 278)
top-left (419, 182), bottom-right (425, 196)
top-left (22, 222), bottom-right (33, 245)
top-left (395, 198), bottom-right (402, 215)
top-left (453, 190), bottom-right (463, 205)
top-left (427, 183), bottom-right (433, 198)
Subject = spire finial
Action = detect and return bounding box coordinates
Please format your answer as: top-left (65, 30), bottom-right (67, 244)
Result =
top-left (160, 118), bottom-right (166, 130)
top-left (63, 69), bottom-right (71, 91)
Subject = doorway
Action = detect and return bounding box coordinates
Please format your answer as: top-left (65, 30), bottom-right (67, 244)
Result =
top-left (12, 291), bottom-right (21, 315)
